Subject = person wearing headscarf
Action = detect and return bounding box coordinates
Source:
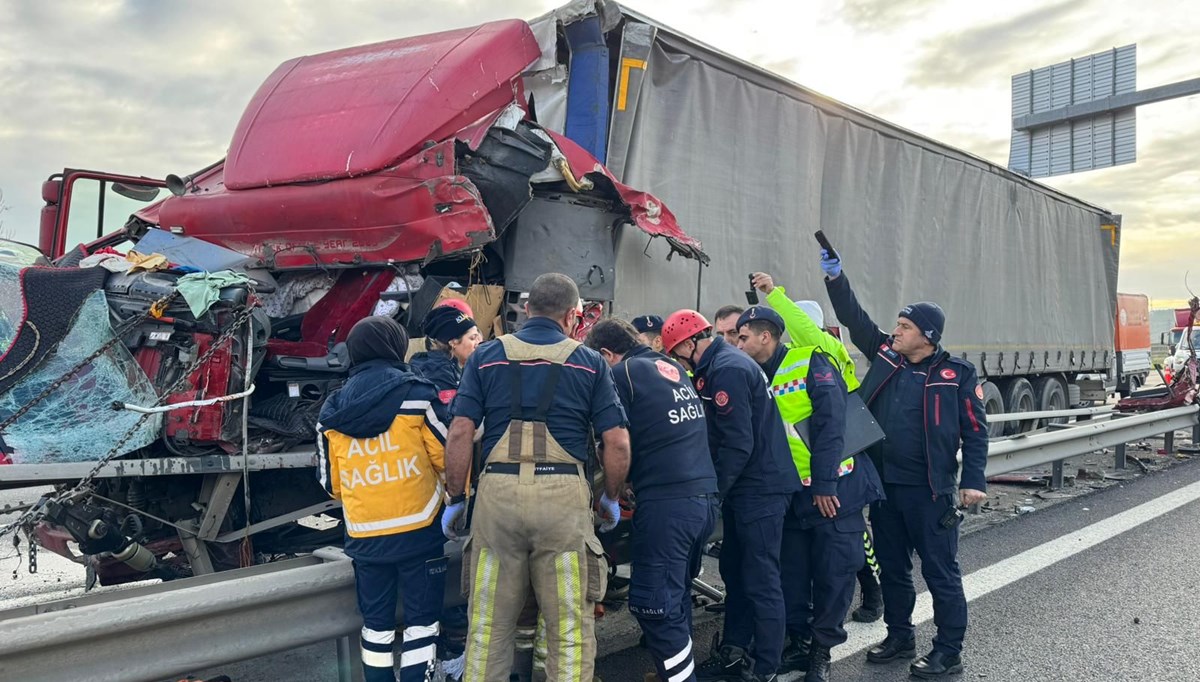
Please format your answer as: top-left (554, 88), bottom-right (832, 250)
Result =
top-left (316, 316), bottom-right (450, 682)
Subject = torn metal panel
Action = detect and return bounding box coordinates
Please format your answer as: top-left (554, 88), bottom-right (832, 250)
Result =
top-left (156, 165), bottom-right (496, 270)
top-left (543, 128), bottom-right (706, 262)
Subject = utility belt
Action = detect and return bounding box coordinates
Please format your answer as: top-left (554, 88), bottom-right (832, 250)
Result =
top-left (483, 462), bottom-right (582, 476)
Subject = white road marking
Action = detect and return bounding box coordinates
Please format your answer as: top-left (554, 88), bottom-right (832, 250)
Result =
top-left (835, 478), bottom-right (1200, 661)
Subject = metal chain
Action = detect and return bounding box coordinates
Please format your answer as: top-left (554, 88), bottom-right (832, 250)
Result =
top-left (0, 302), bottom-right (259, 542)
top-left (27, 532), bottom-right (37, 575)
top-left (0, 292), bottom-right (178, 435)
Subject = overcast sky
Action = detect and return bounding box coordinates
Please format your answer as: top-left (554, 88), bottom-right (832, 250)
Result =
top-left (0, 0), bottom-right (1195, 304)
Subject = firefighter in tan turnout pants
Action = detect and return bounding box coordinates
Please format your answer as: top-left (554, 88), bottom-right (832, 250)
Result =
top-left (442, 273), bottom-right (632, 682)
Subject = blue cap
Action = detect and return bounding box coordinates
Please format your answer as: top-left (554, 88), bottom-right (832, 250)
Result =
top-left (631, 315), bottom-right (664, 334)
top-left (735, 306), bottom-right (785, 335)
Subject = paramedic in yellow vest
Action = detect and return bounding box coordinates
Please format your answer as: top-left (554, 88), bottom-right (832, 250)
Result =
top-left (736, 306), bottom-right (883, 682)
top-left (752, 272), bottom-right (884, 624)
top-left (441, 273), bottom-right (631, 682)
top-left (317, 316), bottom-right (451, 682)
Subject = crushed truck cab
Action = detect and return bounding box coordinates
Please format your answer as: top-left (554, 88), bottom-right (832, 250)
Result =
top-left (3, 14), bottom-right (704, 586)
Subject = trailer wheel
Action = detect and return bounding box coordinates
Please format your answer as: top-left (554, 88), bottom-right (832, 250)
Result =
top-left (1033, 376), bottom-right (1068, 428)
top-left (979, 381), bottom-right (1005, 438)
top-left (1001, 378), bottom-right (1037, 435)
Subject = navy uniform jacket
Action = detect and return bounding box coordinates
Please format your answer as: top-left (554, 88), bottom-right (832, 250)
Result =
top-left (825, 273), bottom-right (988, 496)
top-left (410, 349), bottom-right (461, 405)
top-left (762, 344), bottom-right (883, 527)
top-left (611, 345), bottom-right (718, 502)
top-left (694, 338), bottom-right (800, 499)
top-left (452, 317), bottom-right (628, 462)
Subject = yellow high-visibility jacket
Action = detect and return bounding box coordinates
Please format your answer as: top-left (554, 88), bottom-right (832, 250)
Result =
top-left (317, 361), bottom-right (449, 539)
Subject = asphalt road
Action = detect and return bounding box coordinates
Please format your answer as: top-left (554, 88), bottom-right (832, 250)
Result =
top-left (5, 444), bottom-right (1199, 682)
top-left (597, 455), bottom-right (1200, 682)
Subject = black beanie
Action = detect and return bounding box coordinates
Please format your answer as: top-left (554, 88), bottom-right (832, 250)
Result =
top-left (347, 316), bottom-right (409, 366)
top-left (899, 301), bottom-right (945, 346)
top-left (422, 305), bottom-right (477, 344)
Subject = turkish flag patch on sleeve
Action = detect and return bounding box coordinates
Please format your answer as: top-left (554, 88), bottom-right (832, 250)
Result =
top-left (714, 390), bottom-right (730, 407)
top-left (655, 359), bottom-right (681, 382)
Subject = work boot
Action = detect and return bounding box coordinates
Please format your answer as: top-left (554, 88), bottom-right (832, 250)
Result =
top-left (864, 634), bottom-right (916, 664)
top-left (852, 578), bottom-right (883, 623)
top-left (804, 645), bottom-right (831, 682)
top-left (909, 651), bottom-right (964, 679)
top-left (777, 634), bottom-right (812, 674)
top-left (696, 633), bottom-right (751, 682)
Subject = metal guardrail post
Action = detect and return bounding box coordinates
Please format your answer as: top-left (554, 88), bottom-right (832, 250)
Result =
top-left (1115, 442), bottom-right (1127, 469)
top-left (1165, 430), bottom-right (1176, 455)
top-left (1194, 422), bottom-right (1200, 445)
top-left (985, 405), bottom-right (1198, 478)
top-left (337, 635), bottom-right (364, 682)
top-left (1051, 460), bottom-right (1064, 489)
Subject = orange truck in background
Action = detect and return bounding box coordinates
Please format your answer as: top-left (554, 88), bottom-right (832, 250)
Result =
top-left (1114, 293), bottom-right (1153, 394)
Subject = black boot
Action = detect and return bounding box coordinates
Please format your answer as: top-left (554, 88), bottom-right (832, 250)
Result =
top-left (738, 668), bottom-right (776, 682)
top-left (804, 645), bottom-right (831, 682)
top-left (865, 634), bottom-right (916, 664)
top-left (777, 634), bottom-right (812, 674)
top-left (696, 633), bottom-right (750, 682)
top-left (852, 576), bottom-right (883, 623)
top-left (909, 651), bottom-right (964, 679)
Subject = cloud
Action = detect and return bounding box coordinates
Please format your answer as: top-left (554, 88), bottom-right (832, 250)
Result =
top-left (839, 0), bottom-right (942, 32)
top-left (905, 2), bottom-right (1115, 90)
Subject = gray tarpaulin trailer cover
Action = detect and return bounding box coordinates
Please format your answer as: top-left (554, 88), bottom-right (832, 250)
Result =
top-left (527, 1), bottom-right (1121, 384)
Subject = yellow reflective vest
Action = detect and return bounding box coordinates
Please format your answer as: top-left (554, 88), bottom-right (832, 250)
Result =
top-left (318, 401), bottom-right (448, 539)
top-left (766, 286), bottom-right (859, 391)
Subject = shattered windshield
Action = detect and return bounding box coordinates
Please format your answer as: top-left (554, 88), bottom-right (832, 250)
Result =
top-left (0, 241), bottom-right (46, 355)
top-left (0, 262), bottom-right (161, 464)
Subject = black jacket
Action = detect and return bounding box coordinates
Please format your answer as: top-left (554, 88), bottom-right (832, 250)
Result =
top-left (826, 273), bottom-right (988, 496)
top-left (611, 345), bottom-right (718, 501)
top-left (694, 338), bottom-right (801, 499)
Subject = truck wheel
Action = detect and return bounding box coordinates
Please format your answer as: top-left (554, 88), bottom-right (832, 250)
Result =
top-left (1002, 378), bottom-right (1037, 435)
top-left (979, 381), bottom-right (1005, 438)
top-left (1033, 376), bottom-right (1068, 428)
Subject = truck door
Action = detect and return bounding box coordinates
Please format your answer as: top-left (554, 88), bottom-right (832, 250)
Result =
top-left (40, 170), bottom-right (166, 259)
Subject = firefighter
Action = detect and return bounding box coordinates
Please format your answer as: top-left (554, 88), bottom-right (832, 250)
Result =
top-left (410, 303), bottom-right (484, 403)
top-left (441, 273), bottom-right (631, 682)
top-left (316, 316), bottom-right (450, 682)
top-left (820, 251), bottom-right (988, 679)
top-left (735, 305), bottom-right (883, 681)
top-left (752, 273), bottom-right (884, 623)
top-left (631, 314), bottom-right (666, 353)
top-left (584, 319), bottom-right (719, 682)
top-left (662, 310), bottom-right (800, 682)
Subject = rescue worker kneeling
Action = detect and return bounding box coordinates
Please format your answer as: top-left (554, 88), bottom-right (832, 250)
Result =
top-left (317, 316), bottom-right (451, 682)
top-left (584, 319), bottom-right (719, 682)
top-left (735, 306), bottom-right (883, 682)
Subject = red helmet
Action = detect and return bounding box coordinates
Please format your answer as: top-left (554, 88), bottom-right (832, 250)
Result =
top-left (662, 309), bottom-right (712, 353)
top-left (436, 298), bottom-right (474, 318)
